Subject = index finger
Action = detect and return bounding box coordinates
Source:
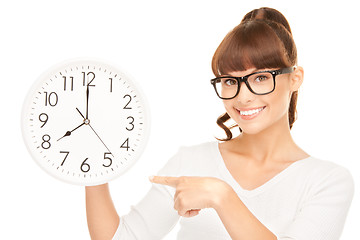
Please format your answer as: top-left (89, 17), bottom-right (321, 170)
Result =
top-left (149, 175), bottom-right (179, 188)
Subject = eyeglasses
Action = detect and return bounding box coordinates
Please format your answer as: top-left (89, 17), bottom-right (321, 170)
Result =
top-left (210, 67), bottom-right (295, 100)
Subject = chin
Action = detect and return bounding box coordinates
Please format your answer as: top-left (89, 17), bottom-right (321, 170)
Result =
top-left (239, 124), bottom-right (268, 135)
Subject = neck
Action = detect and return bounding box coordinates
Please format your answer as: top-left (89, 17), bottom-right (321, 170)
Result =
top-left (234, 114), bottom-right (302, 164)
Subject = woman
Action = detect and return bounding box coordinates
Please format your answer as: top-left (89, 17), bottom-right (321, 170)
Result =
top-left (86, 7), bottom-right (354, 240)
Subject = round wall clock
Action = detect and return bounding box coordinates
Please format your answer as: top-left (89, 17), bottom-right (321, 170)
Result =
top-left (21, 58), bottom-right (150, 186)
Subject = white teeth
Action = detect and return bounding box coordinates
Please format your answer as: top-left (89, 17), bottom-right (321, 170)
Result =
top-left (239, 107), bottom-right (264, 116)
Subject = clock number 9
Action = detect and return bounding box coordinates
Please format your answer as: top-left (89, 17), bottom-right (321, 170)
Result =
top-left (39, 113), bottom-right (48, 128)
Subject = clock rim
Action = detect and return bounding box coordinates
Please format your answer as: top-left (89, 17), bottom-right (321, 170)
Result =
top-left (21, 58), bottom-right (151, 186)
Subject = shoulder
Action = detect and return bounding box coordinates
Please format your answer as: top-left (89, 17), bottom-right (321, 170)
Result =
top-left (300, 157), bottom-right (353, 182)
top-left (298, 157), bottom-right (354, 200)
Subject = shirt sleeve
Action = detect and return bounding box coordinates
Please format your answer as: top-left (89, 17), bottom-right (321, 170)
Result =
top-left (276, 166), bottom-right (354, 240)
top-left (112, 148), bottom-right (183, 240)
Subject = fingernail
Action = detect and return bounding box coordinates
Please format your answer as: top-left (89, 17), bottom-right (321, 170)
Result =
top-left (148, 175), bottom-right (155, 181)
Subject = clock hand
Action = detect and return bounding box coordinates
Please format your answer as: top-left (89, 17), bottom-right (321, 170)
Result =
top-left (86, 85), bottom-right (90, 119)
top-left (77, 103), bottom-right (112, 155)
top-left (88, 123), bottom-right (114, 157)
top-left (76, 107), bottom-right (111, 154)
top-left (57, 122), bottom-right (86, 141)
top-left (76, 107), bottom-right (85, 119)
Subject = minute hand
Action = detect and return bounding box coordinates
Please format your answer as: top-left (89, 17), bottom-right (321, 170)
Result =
top-left (86, 85), bottom-right (90, 119)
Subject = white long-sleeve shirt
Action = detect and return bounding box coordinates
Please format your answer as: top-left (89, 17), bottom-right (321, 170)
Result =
top-left (112, 141), bottom-right (354, 240)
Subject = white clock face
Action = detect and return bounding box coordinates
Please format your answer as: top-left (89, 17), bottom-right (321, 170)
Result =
top-left (22, 59), bottom-right (150, 186)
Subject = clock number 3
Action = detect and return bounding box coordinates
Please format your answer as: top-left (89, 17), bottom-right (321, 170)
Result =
top-left (126, 116), bottom-right (135, 131)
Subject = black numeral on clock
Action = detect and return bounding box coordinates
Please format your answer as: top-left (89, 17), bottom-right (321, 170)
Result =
top-left (60, 151), bottom-right (69, 166)
top-left (39, 113), bottom-right (48, 128)
top-left (109, 78), bottom-right (113, 92)
top-left (103, 152), bottom-right (112, 167)
top-left (120, 138), bottom-right (130, 151)
top-left (63, 76), bottom-right (74, 91)
top-left (80, 158), bottom-right (90, 173)
top-left (41, 134), bottom-right (51, 149)
top-left (82, 72), bottom-right (95, 86)
top-left (126, 116), bottom-right (135, 131)
top-left (123, 95), bottom-right (132, 109)
top-left (44, 92), bottom-right (58, 107)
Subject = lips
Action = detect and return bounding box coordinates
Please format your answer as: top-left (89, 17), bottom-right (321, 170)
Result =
top-left (235, 106), bottom-right (266, 120)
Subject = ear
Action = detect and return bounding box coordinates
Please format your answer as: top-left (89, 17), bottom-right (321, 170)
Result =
top-left (289, 66), bottom-right (304, 91)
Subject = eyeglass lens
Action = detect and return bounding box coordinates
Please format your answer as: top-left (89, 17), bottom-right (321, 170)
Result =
top-left (214, 72), bottom-right (274, 98)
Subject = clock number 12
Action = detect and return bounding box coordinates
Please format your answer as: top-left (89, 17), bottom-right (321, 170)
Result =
top-left (82, 72), bottom-right (96, 86)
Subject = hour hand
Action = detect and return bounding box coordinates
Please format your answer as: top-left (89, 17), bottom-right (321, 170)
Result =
top-left (76, 107), bottom-right (85, 119)
top-left (57, 122), bottom-right (85, 141)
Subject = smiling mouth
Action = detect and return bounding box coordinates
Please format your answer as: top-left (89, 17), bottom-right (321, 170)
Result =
top-left (236, 106), bottom-right (266, 116)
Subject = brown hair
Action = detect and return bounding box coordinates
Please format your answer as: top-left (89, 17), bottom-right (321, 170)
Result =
top-left (212, 7), bottom-right (298, 141)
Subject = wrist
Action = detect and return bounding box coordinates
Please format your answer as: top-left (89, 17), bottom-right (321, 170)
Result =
top-left (85, 183), bottom-right (109, 193)
top-left (212, 180), bottom-right (237, 211)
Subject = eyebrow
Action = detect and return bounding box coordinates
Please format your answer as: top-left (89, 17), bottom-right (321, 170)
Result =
top-left (219, 69), bottom-right (265, 78)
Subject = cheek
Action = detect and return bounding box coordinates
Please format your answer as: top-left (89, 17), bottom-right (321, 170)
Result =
top-left (222, 100), bottom-right (237, 118)
top-left (268, 86), bottom-right (292, 116)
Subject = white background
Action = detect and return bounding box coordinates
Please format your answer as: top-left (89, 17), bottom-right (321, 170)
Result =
top-left (1, 0), bottom-right (359, 239)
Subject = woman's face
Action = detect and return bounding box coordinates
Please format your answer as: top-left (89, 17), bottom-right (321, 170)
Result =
top-left (222, 67), bottom-right (303, 135)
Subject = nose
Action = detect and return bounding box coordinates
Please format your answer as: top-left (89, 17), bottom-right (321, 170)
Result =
top-left (235, 82), bottom-right (255, 103)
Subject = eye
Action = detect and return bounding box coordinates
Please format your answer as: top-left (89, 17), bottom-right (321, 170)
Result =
top-left (254, 74), bottom-right (270, 83)
top-left (223, 78), bottom-right (237, 86)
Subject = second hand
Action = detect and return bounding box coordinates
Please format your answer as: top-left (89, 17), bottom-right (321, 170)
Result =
top-left (76, 107), bottom-right (113, 156)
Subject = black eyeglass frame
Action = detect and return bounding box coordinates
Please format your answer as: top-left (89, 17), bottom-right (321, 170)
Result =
top-left (210, 66), bottom-right (295, 100)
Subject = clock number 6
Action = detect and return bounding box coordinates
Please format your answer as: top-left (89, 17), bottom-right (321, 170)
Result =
top-left (81, 158), bottom-right (90, 173)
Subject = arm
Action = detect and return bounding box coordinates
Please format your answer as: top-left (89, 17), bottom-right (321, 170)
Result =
top-left (85, 183), bottom-right (120, 240)
top-left (150, 166), bottom-right (354, 240)
top-left (150, 176), bottom-right (277, 240)
top-left (85, 148), bottom-right (183, 240)
top-left (215, 187), bottom-right (277, 240)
